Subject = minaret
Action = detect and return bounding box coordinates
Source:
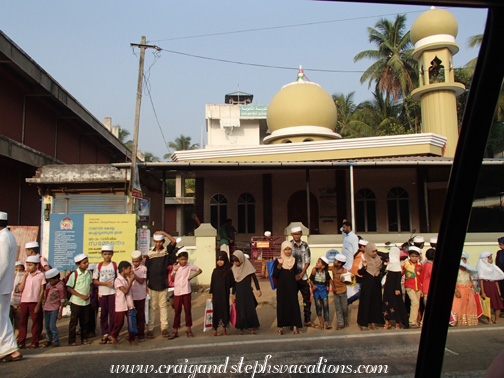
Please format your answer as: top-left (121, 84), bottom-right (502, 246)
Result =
top-left (410, 7), bottom-right (465, 158)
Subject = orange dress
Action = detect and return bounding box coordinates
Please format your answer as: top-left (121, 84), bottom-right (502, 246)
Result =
top-left (451, 269), bottom-right (478, 326)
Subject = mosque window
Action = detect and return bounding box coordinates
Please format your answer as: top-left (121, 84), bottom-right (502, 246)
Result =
top-left (355, 188), bottom-right (377, 232)
top-left (429, 56), bottom-right (445, 84)
top-left (237, 193), bottom-right (255, 234)
top-left (303, 138), bottom-right (314, 142)
top-left (210, 194), bottom-right (227, 230)
top-left (281, 139), bottom-right (292, 143)
top-left (387, 187), bottom-right (410, 232)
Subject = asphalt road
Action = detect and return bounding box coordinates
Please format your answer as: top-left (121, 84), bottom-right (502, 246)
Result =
top-left (3, 326), bottom-right (503, 378)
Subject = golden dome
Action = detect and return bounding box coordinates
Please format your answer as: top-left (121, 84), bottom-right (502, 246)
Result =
top-left (267, 80), bottom-right (337, 133)
top-left (410, 8), bottom-right (458, 46)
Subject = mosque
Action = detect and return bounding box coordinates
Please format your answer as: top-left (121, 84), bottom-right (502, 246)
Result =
top-left (163, 7), bottom-right (502, 242)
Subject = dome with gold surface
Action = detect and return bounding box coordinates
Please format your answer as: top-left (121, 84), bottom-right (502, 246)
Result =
top-left (264, 67), bottom-right (339, 144)
top-left (410, 8), bottom-right (458, 47)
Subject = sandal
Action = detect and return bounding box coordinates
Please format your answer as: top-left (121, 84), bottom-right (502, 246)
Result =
top-left (186, 331), bottom-right (194, 338)
top-left (359, 326), bottom-right (369, 331)
top-left (0, 353), bottom-right (22, 363)
top-left (304, 322), bottom-right (314, 327)
top-left (222, 329), bottom-right (229, 336)
top-left (99, 337), bottom-right (109, 344)
top-left (210, 330), bottom-right (218, 336)
top-left (167, 332), bottom-right (178, 340)
top-left (384, 324), bottom-right (392, 330)
top-left (250, 329), bottom-right (256, 335)
top-left (312, 324), bottom-right (321, 329)
top-left (82, 339), bottom-right (91, 345)
top-left (146, 331), bottom-right (155, 339)
top-left (395, 324), bottom-right (402, 330)
top-left (325, 323), bottom-right (332, 330)
top-left (277, 328), bottom-right (283, 335)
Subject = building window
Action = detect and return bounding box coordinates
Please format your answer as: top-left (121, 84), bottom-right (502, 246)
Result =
top-left (210, 194), bottom-right (227, 230)
top-left (303, 138), bottom-right (314, 142)
top-left (355, 188), bottom-right (377, 232)
top-left (281, 139), bottom-right (292, 143)
top-left (237, 193), bottom-right (255, 234)
top-left (387, 187), bottom-right (410, 232)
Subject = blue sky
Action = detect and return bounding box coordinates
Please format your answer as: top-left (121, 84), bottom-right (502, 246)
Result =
top-left (1, 1), bottom-right (487, 160)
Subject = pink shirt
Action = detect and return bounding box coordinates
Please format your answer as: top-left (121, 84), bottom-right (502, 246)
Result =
top-left (114, 275), bottom-right (134, 312)
top-left (21, 270), bottom-right (46, 303)
top-left (43, 280), bottom-right (66, 311)
top-left (173, 263), bottom-right (200, 296)
top-left (131, 265), bottom-right (147, 301)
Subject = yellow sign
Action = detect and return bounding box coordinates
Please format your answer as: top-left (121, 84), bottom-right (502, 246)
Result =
top-left (83, 214), bottom-right (136, 263)
top-left (256, 241), bottom-right (270, 249)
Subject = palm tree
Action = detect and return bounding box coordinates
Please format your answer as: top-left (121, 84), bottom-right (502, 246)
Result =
top-left (164, 135), bottom-right (199, 159)
top-left (143, 152), bottom-right (160, 162)
top-left (115, 125), bottom-right (134, 150)
top-left (357, 88), bottom-right (405, 136)
top-left (332, 92), bottom-right (372, 137)
top-left (354, 14), bottom-right (417, 130)
top-left (465, 34), bottom-right (482, 73)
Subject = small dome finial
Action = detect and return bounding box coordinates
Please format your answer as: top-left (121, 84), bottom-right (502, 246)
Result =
top-left (430, 6), bottom-right (436, 9)
top-left (297, 65), bottom-right (305, 82)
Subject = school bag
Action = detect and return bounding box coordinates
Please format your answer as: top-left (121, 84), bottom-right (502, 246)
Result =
top-left (63, 269), bottom-right (79, 300)
top-left (97, 261), bottom-right (118, 280)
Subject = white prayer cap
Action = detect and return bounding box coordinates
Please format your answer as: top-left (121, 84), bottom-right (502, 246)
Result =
top-left (26, 256), bottom-right (40, 264)
top-left (153, 234), bottom-right (165, 241)
top-left (87, 263), bottom-right (97, 271)
top-left (335, 254), bottom-right (347, 263)
top-left (176, 247), bottom-right (188, 256)
top-left (320, 256), bottom-right (329, 265)
top-left (409, 246), bottom-right (422, 254)
top-left (413, 236), bottom-right (425, 243)
top-left (264, 231), bottom-right (272, 237)
top-left (25, 241), bottom-right (39, 249)
top-left (430, 237), bottom-right (438, 244)
top-left (74, 253), bottom-right (88, 263)
top-left (15, 261), bottom-right (24, 266)
top-left (0, 212), bottom-right (7, 220)
top-left (291, 226), bottom-right (302, 233)
top-left (45, 268), bottom-right (59, 279)
top-left (359, 239), bottom-right (369, 246)
top-left (131, 250), bottom-right (142, 259)
top-left (101, 244), bottom-right (114, 252)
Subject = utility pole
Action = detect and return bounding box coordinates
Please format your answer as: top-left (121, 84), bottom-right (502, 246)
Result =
top-left (129, 36), bottom-right (160, 213)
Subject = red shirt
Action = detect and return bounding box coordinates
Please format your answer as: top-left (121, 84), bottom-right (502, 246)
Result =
top-left (422, 261), bottom-right (433, 295)
top-left (403, 260), bottom-right (423, 291)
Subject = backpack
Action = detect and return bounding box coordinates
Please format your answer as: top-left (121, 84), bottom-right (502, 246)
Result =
top-left (97, 261), bottom-right (118, 280)
top-left (63, 270), bottom-right (79, 300)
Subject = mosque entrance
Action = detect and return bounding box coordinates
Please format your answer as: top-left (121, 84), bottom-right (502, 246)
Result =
top-left (287, 191), bottom-right (319, 234)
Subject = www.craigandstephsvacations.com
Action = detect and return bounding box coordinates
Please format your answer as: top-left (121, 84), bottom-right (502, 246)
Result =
top-left (110, 355), bottom-right (389, 376)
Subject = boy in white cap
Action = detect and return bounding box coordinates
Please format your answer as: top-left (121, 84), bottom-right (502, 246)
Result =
top-left (10, 262), bottom-right (25, 337)
top-left (42, 268), bottom-right (66, 347)
top-left (17, 255), bottom-right (46, 348)
top-left (0, 211), bottom-right (22, 362)
top-left (131, 250), bottom-right (147, 342)
top-left (93, 244), bottom-right (117, 344)
top-left (66, 254), bottom-right (93, 345)
top-left (25, 241), bottom-right (50, 272)
top-left (145, 231), bottom-right (177, 338)
top-left (331, 254), bottom-right (349, 330)
top-left (290, 225), bottom-right (313, 326)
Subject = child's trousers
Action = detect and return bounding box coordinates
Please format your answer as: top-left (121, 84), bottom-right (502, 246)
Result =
top-left (99, 294), bottom-right (115, 336)
top-left (333, 292), bottom-right (348, 326)
top-left (133, 299), bottom-right (146, 338)
top-left (110, 311), bottom-right (135, 342)
top-left (173, 293), bottom-right (192, 329)
top-left (69, 303), bottom-right (89, 344)
top-left (406, 288), bottom-right (422, 325)
top-left (44, 309), bottom-right (60, 345)
top-left (314, 297), bottom-right (330, 323)
top-left (18, 302), bottom-right (43, 347)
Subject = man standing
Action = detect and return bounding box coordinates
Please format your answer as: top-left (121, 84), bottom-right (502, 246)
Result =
top-left (0, 211), bottom-right (22, 362)
top-left (341, 220), bottom-right (359, 271)
top-left (219, 219), bottom-right (236, 256)
top-left (290, 226), bottom-right (312, 326)
top-left (145, 231), bottom-right (177, 338)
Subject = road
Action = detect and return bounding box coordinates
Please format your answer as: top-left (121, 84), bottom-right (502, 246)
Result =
top-left (3, 326), bottom-right (503, 378)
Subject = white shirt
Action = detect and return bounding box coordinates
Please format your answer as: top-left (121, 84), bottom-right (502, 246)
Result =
top-left (342, 230), bottom-right (359, 271)
top-left (0, 227), bottom-right (17, 294)
top-left (93, 263), bottom-right (117, 296)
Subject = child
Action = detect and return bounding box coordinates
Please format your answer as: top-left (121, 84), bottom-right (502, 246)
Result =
top-left (168, 248), bottom-right (202, 339)
top-left (17, 255), bottom-right (46, 348)
top-left (42, 268), bottom-right (66, 347)
top-left (93, 244), bottom-right (117, 344)
top-left (451, 260), bottom-right (478, 326)
top-left (310, 256), bottom-right (332, 330)
top-left (24, 242), bottom-right (50, 272)
top-left (330, 254), bottom-right (349, 330)
top-left (10, 262), bottom-right (24, 338)
top-left (131, 250), bottom-right (147, 342)
top-left (209, 251), bottom-right (235, 336)
top-left (109, 261), bottom-right (136, 345)
top-left (422, 248), bottom-right (435, 304)
top-left (403, 246), bottom-right (423, 328)
top-left (383, 247), bottom-right (408, 330)
top-left (66, 253), bottom-right (93, 346)
top-left (477, 251), bottom-right (504, 324)
top-left (231, 250), bottom-right (261, 335)
top-left (272, 241), bottom-right (302, 335)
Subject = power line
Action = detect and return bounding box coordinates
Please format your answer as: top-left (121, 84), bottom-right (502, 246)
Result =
top-left (149, 9), bottom-right (427, 43)
top-left (156, 47), bottom-right (365, 73)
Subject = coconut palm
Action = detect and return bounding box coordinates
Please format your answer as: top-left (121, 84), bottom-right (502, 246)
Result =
top-left (164, 135), bottom-right (199, 159)
top-left (354, 14), bottom-right (417, 130)
top-left (333, 92), bottom-right (373, 137)
top-left (143, 152), bottom-right (160, 162)
top-left (357, 88), bottom-right (405, 136)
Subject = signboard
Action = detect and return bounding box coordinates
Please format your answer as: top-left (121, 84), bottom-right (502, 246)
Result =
top-left (256, 241), bottom-right (270, 249)
top-left (137, 228), bottom-right (151, 256)
top-left (49, 214), bottom-right (136, 270)
top-left (132, 166), bottom-right (142, 199)
top-left (239, 104), bottom-right (268, 119)
top-left (137, 198), bottom-right (150, 222)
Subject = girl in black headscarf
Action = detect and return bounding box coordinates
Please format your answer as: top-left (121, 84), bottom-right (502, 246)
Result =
top-left (209, 252), bottom-right (235, 336)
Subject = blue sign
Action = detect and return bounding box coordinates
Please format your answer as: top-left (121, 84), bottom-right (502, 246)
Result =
top-left (326, 249), bottom-right (340, 264)
top-left (49, 214), bottom-right (84, 270)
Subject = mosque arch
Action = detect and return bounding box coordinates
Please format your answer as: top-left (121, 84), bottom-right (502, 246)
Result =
top-left (355, 188), bottom-right (377, 232)
top-left (210, 194), bottom-right (227, 230)
top-left (387, 187), bottom-right (411, 232)
top-left (287, 191), bottom-right (319, 234)
top-left (237, 193), bottom-right (255, 234)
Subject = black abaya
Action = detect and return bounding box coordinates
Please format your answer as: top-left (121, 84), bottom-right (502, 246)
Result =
top-left (272, 260), bottom-right (302, 328)
top-left (234, 274), bottom-right (260, 329)
top-left (357, 269), bottom-right (384, 327)
top-left (209, 268), bottom-right (235, 329)
top-left (382, 271), bottom-right (409, 328)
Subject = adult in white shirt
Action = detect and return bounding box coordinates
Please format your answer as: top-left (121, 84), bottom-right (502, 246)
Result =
top-left (0, 211), bottom-right (22, 362)
top-left (341, 220), bottom-right (359, 271)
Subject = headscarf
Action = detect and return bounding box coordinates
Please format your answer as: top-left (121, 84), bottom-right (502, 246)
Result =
top-left (215, 251), bottom-right (232, 278)
top-left (364, 242), bottom-right (382, 277)
top-left (280, 241), bottom-right (295, 270)
top-left (231, 250), bottom-right (256, 283)
top-left (460, 252), bottom-right (477, 273)
top-left (477, 251), bottom-right (504, 281)
top-left (386, 247), bottom-right (402, 272)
